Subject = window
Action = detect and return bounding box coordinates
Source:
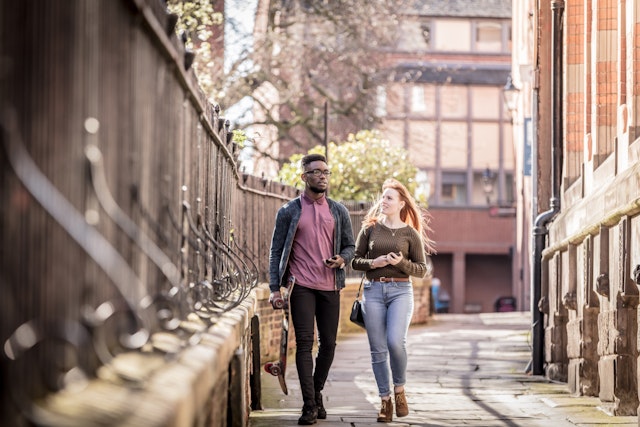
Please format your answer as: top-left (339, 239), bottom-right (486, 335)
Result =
top-left (469, 170), bottom-right (516, 206)
top-left (504, 172), bottom-right (515, 205)
top-left (421, 23), bottom-right (431, 48)
top-left (442, 183), bottom-right (455, 198)
top-left (475, 22), bottom-right (502, 52)
top-left (441, 172), bottom-right (467, 205)
top-left (430, 19), bottom-right (509, 53)
top-left (472, 170), bottom-right (493, 205)
top-left (411, 86), bottom-right (426, 113)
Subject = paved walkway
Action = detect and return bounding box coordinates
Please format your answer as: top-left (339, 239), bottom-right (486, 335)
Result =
top-left (249, 312), bottom-right (638, 427)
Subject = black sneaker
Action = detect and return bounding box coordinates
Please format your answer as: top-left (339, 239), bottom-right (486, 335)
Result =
top-left (315, 392), bottom-right (327, 419)
top-left (298, 404), bottom-right (318, 425)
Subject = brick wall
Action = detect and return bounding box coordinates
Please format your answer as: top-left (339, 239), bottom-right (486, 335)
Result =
top-left (27, 296), bottom-right (258, 426)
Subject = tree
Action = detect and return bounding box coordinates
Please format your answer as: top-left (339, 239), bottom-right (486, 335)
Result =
top-left (166, 0), bottom-right (407, 176)
top-left (277, 130), bottom-right (421, 203)
top-left (166, 0), bottom-right (223, 97)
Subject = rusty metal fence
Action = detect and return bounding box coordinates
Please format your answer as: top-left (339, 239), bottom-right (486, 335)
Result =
top-left (0, 1), bottom-right (301, 424)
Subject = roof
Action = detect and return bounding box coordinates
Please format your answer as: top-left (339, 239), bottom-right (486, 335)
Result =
top-left (404, 0), bottom-right (512, 19)
top-left (389, 62), bottom-right (511, 86)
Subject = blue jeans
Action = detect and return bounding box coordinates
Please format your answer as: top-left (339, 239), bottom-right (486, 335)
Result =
top-left (362, 280), bottom-right (414, 397)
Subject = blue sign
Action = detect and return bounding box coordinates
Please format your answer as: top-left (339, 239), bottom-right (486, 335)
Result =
top-left (524, 117), bottom-right (532, 176)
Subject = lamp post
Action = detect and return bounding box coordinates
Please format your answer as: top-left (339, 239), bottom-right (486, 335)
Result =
top-left (503, 74), bottom-right (519, 120)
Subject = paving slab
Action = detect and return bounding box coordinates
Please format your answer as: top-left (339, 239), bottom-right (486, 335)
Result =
top-left (250, 312), bottom-right (638, 427)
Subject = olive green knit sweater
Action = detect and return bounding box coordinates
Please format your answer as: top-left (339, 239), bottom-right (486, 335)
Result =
top-left (352, 222), bottom-right (427, 281)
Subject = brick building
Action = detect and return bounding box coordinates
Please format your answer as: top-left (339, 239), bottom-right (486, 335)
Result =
top-left (248, 0), bottom-right (518, 314)
top-left (513, 0), bottom-right (640, 418)
top-left (376, 0), bottom-right (519, 313)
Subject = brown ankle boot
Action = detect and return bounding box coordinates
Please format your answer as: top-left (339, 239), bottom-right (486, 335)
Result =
top-left (376, 397), bottom-right (393, 422)
top-left (395, 390), bottom-right (409, 417)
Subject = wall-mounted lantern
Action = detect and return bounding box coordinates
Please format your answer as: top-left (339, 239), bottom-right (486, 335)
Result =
top-left (482, 167), bottom-right (495, 205)
top-left (502, 74), bottom-right (520, 119)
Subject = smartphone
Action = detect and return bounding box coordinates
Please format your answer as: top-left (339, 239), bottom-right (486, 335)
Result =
top-left (325, 256), bottom-right (337, 264)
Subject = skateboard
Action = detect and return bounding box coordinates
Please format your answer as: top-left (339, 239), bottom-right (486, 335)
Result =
top-left (264, 276), bottom-right (295, 394)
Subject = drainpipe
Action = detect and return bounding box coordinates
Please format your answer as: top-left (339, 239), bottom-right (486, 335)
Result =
top-left (531, 0), bottom-right (564, 376)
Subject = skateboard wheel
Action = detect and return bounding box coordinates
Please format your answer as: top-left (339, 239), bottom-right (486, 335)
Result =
top-left (271, 297), bottom-right (284, 309)
top-left (264, 362), bottom-right (282, 376)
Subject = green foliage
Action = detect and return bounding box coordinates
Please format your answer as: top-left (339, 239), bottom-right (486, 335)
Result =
top-left (232, 129), bottom-right (248, 148)
top-left (166, 0), bottom-right (220, 35)
top-left (278, 130), bottom-right (421, 203)
top-left (166, 0), bottom-right (223, 96)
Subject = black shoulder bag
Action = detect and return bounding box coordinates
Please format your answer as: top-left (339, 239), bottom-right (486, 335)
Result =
top-left (350, 225), bottom-right (375, 329)
top-left (349, 275), bottom-right (365, 328)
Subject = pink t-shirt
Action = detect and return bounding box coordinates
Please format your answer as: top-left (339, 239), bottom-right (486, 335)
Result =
top-left (288, 194), bottom-right (335, 290)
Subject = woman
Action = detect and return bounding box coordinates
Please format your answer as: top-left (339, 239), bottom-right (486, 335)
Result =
top-left (351, 178), bottom-right (435, 422)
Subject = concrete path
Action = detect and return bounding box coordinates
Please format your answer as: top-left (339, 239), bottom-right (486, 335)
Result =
top-left (249, 312), bottom-right (638, 427)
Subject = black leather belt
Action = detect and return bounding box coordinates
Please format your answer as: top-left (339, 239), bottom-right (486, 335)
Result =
top-left (378, 277), bottom-right (410, 282)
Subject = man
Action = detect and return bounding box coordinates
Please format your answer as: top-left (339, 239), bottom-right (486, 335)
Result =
top-left (269, 153), bottom-right (355, 425)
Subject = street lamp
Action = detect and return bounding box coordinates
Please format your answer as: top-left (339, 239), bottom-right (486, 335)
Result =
top-left (502, 74), bottom-right (519, 118)
top-left (482, 167), bottom-right (495, 205)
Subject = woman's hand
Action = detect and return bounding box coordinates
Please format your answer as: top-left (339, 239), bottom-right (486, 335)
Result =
top-left (386, 252), bottom-right (403, 266)
top-left (372, 255), bottom-right (389, 269)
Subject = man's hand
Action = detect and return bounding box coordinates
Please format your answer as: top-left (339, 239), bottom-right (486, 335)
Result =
top-left (324, 255), bottom-right (345, 269)
top-left (269, 291), bottom-right (284, 309)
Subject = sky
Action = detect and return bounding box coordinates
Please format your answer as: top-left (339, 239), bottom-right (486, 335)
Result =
top-left (225, 0), bottom-right (257, 172)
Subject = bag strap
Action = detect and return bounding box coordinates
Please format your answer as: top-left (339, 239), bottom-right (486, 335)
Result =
top-left (355, 223), bottom-right (374, 300)
top-left (356, 274), bottom-right (365, 299)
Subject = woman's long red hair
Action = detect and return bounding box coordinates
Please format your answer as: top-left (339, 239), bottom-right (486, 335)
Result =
top-left (362, 178), bottom-right (436, 254)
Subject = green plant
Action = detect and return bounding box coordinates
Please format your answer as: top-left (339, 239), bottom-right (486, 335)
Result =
top-left (278, 130), bottom-right (422, 203)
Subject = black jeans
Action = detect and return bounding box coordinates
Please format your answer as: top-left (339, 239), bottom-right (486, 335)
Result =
top-left (290, 284), bottom-right (341, 406)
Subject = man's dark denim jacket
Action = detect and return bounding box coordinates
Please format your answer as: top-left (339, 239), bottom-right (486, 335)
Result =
top-left (269, 196), bottom-right (355, 293)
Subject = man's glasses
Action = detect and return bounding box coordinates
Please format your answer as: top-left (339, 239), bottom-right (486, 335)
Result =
top-left (305, 169), bottom-right (332, 177)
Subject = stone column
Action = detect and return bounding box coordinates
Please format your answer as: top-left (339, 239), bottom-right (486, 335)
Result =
top-left (596, 221), bottom-right (638, 416)
top-left (566, 237), bottom-right (599, 396)
top-left (452, 250), bottom-right (466, 314)
top-left (545, 251), bottom-right (568, 381)
top-left (564, 243), bottom-right (580, 393)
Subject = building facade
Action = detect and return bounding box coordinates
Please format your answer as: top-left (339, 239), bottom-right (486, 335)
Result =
top-left (246, 0), bottom-right (519, 314)
top-left (377, 0), bottom-right (520, 313)
top-left (519, 0), bottom-right (640, 418)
